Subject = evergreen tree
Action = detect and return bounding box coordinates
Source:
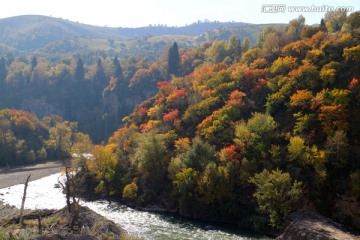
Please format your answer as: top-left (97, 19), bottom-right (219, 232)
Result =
top-left (94, 58), bottom-right (105, 84)
top-left (242, 37), bottom-right (250, 54)
top-left (167, 42), bottom-right (180, 77)
top-left (320, 18), bottom-right (326, 29)
top-left (0, 57), bottom-right (7, 87)
top-left (31, 56), bottom-right (38, 71)
top-left (113, 57), bottom-right (124, 80)
top-left (74, 57), bottom-right (84, 81)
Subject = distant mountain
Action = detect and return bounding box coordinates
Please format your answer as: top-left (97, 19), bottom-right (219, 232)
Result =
top-left (0, 15), bottom-right (286, 58)
top-left (0, 15), bottom-right (128, 51)
top-left (116, 21), bottom-right (251, 38)
top-left (0, 15), bottom-right (251, 52)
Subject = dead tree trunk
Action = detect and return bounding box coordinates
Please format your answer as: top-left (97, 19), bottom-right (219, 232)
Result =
top-left (59, 167), bottom-right (72, 213)
top-left (19, 174), bottom-right (31, 227)
top-left (65, 167), bottom-right (72, 213)
top-left (38, 211), bottom-right (42, 234)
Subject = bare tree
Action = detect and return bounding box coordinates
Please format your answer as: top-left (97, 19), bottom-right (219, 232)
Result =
top-left (19, 174), bottom-right (31, 227)
top-left (58, 160), bottom-right (80, 232)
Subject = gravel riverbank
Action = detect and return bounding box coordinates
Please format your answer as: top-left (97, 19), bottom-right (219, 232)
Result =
top-left (0, 161), bottom-right (63, 189)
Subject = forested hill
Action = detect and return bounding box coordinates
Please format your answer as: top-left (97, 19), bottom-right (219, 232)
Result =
top-left (115, 21), bottom-right (250, 38)
top-left (77, 11), bottom-right (360, 236)
top-left (0, 15), bottom-right (252, 52)
top-left (0, 9), bottom-right (360, 238)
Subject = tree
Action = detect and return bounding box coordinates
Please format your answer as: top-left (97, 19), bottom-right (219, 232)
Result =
top-left (325, 130), bottom-right (349, 168)
top-left (182, 138), bottom-right (217, 172)
top-left (290, 90), bottom-right (313, 110)
top-left (47, 121), bottom-right (76, 159)
top-left (320, 18), bottom-right (326, 28)
top-left (288, 136), bottom-right (305, 162)
top-left (113, 56), bottom-right (124, 80)
top-left (270, 56), bottom-right (298, 75)
top-left (5, 62), bottom-right (29, 88)
top-left (234, 122), bottom-right (254, 151)
top-left (31, 56), bottom-right (38, 70)
top-left (324, 10), bottom-right (347, 33)
top-left (286, 15), bottom-right (305, 41)
top-left (19, 175), bottom-right (31, 227)
top-left (71, 132), bottom-right (93, 167)
top-left (249, 169), bottom-right (303, 228)
top-left (247, 112), bottom-right (277, 138)
top-left (94, 58), bottom-right (105, 84)
top-left (74, 57), bottom-right (84, 81)
top-left (241, 48), bottom-right (262, 65)
top-left (132, 132), bottom-right (167, 194)
top-left (163, 109), bottom-right (179, 123)
top-left (167, 42), bottom-right (180, 76)
top-left (318, 105), bottom-right (348, 135)
top-left (206, 40), bottom-right (227, 63)
top-left (0, 57), bottom-right (7, 87)
top-left (320, 61), bottom-right (340, 86)
top-left (242, 37), bottom-right (250, 54)
top-left (282, 41), bottom-right (311, 60)
top-left (198, 162), bottom-right (231, 204)
top-left (71, 132), bottom-right (93, 155)
top-left (345, 11), bottom-right (360, 33)
top-left (123, 181), bottom-right (138, 200)
top-left (343, 45), bottom-right (360, 63)
top-left (226, 34), bottom-right (242, 62)
top-left (257, 26), bottom-right (283, 53)
top-left (87, 144), bottom-right (118, 197)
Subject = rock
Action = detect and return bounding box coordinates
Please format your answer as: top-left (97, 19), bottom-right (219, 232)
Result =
top-left (276, 209), bottom-right (360, 240)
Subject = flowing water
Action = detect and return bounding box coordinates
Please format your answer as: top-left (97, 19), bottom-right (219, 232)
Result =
top-left (0, 173), bottom-right (271, 240)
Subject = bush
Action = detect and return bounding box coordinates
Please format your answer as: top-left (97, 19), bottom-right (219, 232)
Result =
top-left (123, 181), bottom-right (138, 201)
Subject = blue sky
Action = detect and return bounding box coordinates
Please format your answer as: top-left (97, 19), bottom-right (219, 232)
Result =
top-left (0, 0), bottom-right (359, 27)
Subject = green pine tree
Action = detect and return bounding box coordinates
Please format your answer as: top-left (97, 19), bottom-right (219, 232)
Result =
top-left (0, 57), bottom-right (7, 87)
top-left (113, 57), bottom-right (124, 80)
top-left (74, 57), bottom-right (84, 81)
top-left (167, 42), bottom-right (180, 77)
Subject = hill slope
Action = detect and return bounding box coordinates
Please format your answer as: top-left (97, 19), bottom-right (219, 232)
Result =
top-left (0, 15), bottom-right (268, 54)
top-left (0, 15), bottom-right (128, 51)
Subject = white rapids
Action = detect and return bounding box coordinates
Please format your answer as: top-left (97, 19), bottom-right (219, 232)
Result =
top-left (0, 173), bottom-right (270, 240)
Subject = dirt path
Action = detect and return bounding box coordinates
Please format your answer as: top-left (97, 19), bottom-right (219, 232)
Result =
top-left (0, 161), bottom-right (63, 189)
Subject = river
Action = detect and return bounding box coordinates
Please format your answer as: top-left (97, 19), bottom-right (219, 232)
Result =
top-left (0, 173), bottom-right (271, 240)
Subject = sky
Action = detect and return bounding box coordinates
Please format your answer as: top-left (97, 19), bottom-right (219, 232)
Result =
top-left (0, 0), bottom-right (359, 28)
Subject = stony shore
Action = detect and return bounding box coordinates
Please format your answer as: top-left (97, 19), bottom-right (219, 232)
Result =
top-left (0, 161), bottom-right (63, 189)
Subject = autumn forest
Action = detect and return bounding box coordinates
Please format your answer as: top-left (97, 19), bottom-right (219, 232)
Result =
top-left (0, 11), bottom-right (360, 235)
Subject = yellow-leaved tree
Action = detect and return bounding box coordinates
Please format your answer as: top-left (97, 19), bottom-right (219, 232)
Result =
top-left (87, 144), bottom-right (118, 197)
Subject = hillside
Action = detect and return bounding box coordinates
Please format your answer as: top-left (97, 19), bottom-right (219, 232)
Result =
top-left (0, 15), bottom-right (128, 51)
top-left (0, 9), bottom-right (360, 239)
top-left (74, 11), bottom-right (360, 236)
top-left (0, 15), bottom-right (272, 56)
